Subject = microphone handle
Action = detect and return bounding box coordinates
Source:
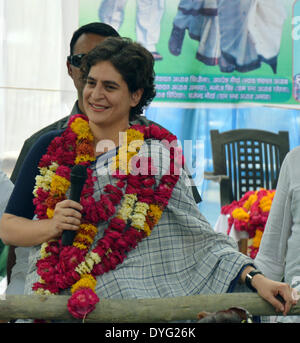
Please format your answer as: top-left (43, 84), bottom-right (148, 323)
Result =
top-left (61, 229), bottom-right (77, 247)
top-left (61, 184), bottom-right (84, 246)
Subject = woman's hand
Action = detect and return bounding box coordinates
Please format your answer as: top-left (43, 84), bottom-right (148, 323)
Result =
top-left (241, 266), bottom-right (299, 316)
top-left (0, 200), bottom-right (83, 247)
top-left (50, 199), bottom-right (83, 238)
top-left (252, 274), bottom-right (299, 316)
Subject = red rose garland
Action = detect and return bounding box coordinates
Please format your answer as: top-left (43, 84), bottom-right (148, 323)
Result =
top-left (32, 114), bottom-right (183, 320)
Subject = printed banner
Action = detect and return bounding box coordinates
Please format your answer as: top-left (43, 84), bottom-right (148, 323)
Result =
top-left (79, 0), bottom-right (299, 107)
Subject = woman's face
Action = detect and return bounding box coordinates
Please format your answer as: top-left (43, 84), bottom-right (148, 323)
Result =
top-left (83, 60), bottom-right (142, 129)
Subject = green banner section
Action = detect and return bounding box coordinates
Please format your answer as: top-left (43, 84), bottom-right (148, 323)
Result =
top-left (155, 74), bottom-right (291, 103)
top-left (80, 0), bottom-right (298, 107)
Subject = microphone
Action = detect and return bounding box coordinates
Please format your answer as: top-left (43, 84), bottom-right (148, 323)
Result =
top-left (61, 164), bottom-right (88, 246)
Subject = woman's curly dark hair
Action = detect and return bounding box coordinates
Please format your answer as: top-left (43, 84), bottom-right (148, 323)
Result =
top-left (81, 37), bottom-right (156, 120)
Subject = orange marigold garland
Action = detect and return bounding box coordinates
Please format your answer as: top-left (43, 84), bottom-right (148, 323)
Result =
top-left (32, 114), bottom-right (183, 320)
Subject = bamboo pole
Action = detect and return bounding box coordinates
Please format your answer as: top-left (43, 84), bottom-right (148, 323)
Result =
top-left (1, 293), bottom-right (300, 322)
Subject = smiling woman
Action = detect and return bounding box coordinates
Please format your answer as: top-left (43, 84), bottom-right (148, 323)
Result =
top-left (79, 36), bottom-right (156, 150)
top-left (82, 61), bottom-right (143, 146)
top-left (81, 37), bottom-right (156, 121)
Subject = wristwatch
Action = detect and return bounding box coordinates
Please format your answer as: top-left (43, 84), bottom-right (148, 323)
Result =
top-left (245, 270), bottom-right (264, 292)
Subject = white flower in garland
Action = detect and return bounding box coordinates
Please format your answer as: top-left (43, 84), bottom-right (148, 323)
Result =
top-left (33, 162), bottom-right (59, 196)
top-left (130, 201), bottom-right (149, 231)
top-left (118, 193), bottom-right (137, 221)
top-left (75, 252), bottom-right (102, 275)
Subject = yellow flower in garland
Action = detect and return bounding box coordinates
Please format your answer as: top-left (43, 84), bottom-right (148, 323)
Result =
top-left (252, 229), bottom-right (263, 249)
top-left (50, 174), bottom-right (71, 197)
top-left (126, 128), bottom-right (144, 143)
top-left (128, 139), bottom-right (144, 153)
top-left (143, 222), bottom-right (152, 237)
top-left (73, 223), bottom-right (98, 251)
top-left (40, 242), bottom-right (50, 259)
top-left (33, 169), bottom-right (56, 195)
top-left (79, 223), bottom-right (98, 237)
top-left (243, 193), bottom-right (258, 211)
top-left (75, 153), bottom-right (96, 165)
top-left (114, 145), bottom-right (135, 174)
top-left (46, 208), bottom-right (54, 219)
top-left (40, 240), bottom-right (57, 259)
top-left (259, 193), bottom-right (274, 212)
top-left (74, 232), bottom-right (94, 246)
top-left (71, 274), bottom-right (97, 294)
top-left (232, 207), bottom-right (250, 222)
top-left (70, 117), bottom-right (94, 141)
top-left (147, 204), bottom-right (163, 228)
top-left (72, 118), bottom-right (96, 165)
top-left (111, 128), bottom-right (145, 174)
top-left (73, 242), bottom-right (88, 251)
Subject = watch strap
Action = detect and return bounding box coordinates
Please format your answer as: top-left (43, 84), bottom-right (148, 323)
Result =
top-left (245, 270), bottom-right (264, 292)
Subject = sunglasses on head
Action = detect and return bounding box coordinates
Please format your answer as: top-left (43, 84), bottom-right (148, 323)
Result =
top-left (67, 53), bottom-right (86, 68)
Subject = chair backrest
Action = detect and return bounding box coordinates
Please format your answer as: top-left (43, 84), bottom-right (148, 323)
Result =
top-left (210, 129), bottom-right (290, 201)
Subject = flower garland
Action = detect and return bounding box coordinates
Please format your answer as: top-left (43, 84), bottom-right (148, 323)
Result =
top-left (32, 114), bottom-right (183, 320)
top-left (221, 188), bottom-right (275, 258)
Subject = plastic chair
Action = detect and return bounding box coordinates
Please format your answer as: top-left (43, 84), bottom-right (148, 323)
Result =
top-left (205, 129), bottom-right (289, 206)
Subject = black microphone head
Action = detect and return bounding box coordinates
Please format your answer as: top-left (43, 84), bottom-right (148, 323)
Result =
top-left (70, 164), bottom-right (88, 184)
